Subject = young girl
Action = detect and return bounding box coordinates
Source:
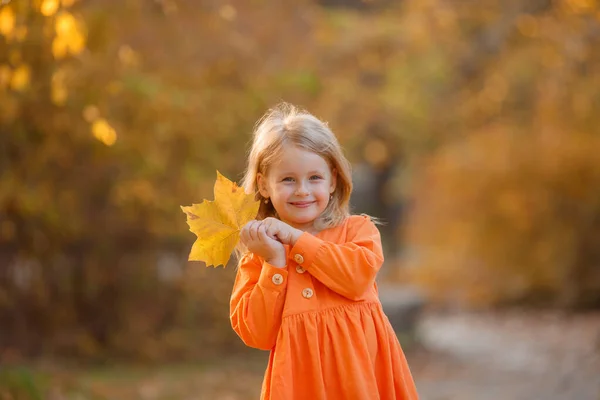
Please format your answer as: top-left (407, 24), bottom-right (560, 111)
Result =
top-left (230, 103), bottom-right (419, 399)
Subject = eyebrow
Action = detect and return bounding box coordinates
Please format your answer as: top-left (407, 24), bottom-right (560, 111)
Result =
top-left (278, 170), bottom-right (326, 176)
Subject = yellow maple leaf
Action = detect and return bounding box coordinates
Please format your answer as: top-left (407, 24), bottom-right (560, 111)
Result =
top-left (181, 171), bottom-right (259, 267)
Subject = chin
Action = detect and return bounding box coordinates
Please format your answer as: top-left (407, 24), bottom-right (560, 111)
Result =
top-left (287, 216), bottom-right (313, 225)
top-left (283, 214), bottom-right (317, 226)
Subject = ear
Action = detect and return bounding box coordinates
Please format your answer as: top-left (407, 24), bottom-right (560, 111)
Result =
top-left (256, 173), bottom-right (270, 198)
top-left (329, 168), bottom-right (337, 193)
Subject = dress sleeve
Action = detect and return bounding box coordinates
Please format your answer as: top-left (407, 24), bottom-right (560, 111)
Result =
top-left (229, 253), bottom-right (288, 350)
top-left (289, 215), bottom-right (384, 301)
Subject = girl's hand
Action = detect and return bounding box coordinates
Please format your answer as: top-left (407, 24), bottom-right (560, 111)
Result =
top-left (240, 220), bottom-right (286, 267)
top-left (261, 217), bottom-right (303, 246)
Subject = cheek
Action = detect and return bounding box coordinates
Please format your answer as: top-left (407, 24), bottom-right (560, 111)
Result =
top-left (318, 187), bottom-right (331, 200)
top-left (273, 187), bottom-right (292, 199)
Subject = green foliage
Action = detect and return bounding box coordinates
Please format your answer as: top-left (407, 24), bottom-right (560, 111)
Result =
top-left (0, 368), bottom-right (46, 400)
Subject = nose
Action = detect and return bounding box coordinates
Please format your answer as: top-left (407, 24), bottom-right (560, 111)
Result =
top-left (295, 181), bottom-right (309, 196)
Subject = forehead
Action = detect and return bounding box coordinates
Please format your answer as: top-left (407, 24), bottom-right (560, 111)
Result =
top-left (270, 146), bottom-right (330, 175)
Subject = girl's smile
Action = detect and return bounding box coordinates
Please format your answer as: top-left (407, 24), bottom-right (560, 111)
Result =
top-left (289, 201), bottom-right (316, 208)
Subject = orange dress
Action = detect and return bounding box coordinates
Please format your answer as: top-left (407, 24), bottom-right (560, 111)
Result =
top-left (230, 215), bottom-right (419, 400)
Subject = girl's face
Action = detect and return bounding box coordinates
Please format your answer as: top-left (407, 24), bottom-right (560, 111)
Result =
top-left (257, 145), bottom-right (337, 232)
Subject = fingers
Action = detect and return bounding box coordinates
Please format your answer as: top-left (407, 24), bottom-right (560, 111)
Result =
top-left (257, 223), bottom-right (270, 243)
top-left (241, 219), bottom-right (288, 249)
top-left (240, 221), bottom-right (250, 243)
top-left (247, 220), bottom-right (260, 242)
top-left (241, 220), bottom-right (258, 243)
top-left (262, 217), bottom-right (279, 240)
top-left (265, 225), bottom-right (278, 241)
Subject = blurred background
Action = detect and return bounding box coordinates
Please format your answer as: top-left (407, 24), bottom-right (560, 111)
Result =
top-left (1, 0), bottom-right (600, 399)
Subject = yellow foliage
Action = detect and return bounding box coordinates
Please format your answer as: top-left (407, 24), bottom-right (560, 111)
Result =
top-left (565, 0), bottom-right (597, 13)
top-left (405, 130), bottom-right (600, 307)
top-left (0, 65), bottom-right (11, 89)
top-left (364, 138), bottom-right (390, 168)
top-left (516, 14), bottom-right (539, 37)
top-left (106, 81), bottom-right (122, 95)
top-left (55, 11), bottom-right (76, 36)
top-left (52, 11), bottom-right (85, 59)
top-left (82, 105), bottom-right (99, 122)
top-left (91, 118), bottom-right (117, 146)
top-left (8, 50), bottom-right (21, 66)
top-left (61, 0), bottom-right (78, 7)
top-left (219, 5), bottom-right (237, 21)
top-left (181, 171), bottom-right (260, 267)
top-left (51, 83), bottom-right (67, 105)
top-left (40, 0), bottom-right (60, 17)
top-left (14, 25), bottom-right (27, 42)
top-left (51, 68), bottom-right (67, 105)
top-left (10, 64), bottom-right (30, 91)
top-left (0, 6), bottom-right (15, 37)
top-left (52, 36), bottom-right (67, 59)
top-left (118, 45), bottom-right (140, 67)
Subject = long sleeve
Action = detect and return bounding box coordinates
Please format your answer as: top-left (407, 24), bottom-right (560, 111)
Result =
top-left (289, 215), bottom-right (384, 301)
top-left (229, 253), bottom-right (288, 350)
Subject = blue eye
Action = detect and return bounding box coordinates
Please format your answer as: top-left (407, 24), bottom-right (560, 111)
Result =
top-left (310, 175), bottom-right (323, 180)
top-left (282, 177), bottom-right (294, 182)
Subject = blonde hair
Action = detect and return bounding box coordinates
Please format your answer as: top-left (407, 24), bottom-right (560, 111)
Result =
top-left (240, 102), bottom-right (353, 237)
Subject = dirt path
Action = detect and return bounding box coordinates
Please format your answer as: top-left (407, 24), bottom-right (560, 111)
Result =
top-left (410, 310), bottom-right (600, 400)
top-left (7, 310), bottom-right (599, 399)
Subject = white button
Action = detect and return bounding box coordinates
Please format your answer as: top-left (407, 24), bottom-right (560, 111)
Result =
top-left (302, 288), bottom-right (314, 299)
top-left (296, 265), bottom-right (306, 274)
top-left (272, 273), bottom-right (284, 285)
top-left (294, 254), bottom-right (304, 264)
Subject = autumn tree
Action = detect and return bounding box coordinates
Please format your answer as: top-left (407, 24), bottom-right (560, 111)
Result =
top-left (0, 0), bottom-right (321, 360)
top-left (394, 0), bottom-right (600, 308)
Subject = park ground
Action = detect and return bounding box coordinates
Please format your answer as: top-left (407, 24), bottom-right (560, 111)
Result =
top-left (3, 309), bottom-right (599, 400)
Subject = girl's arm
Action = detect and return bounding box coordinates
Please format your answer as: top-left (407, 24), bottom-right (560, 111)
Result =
top-left (289, 215), bottom-right (384, 301)
top-left (230, 253), bottom-right (288, 350)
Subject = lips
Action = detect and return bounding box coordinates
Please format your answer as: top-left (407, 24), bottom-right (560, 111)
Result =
top-left (289, 201), bottom-right (315, 208)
